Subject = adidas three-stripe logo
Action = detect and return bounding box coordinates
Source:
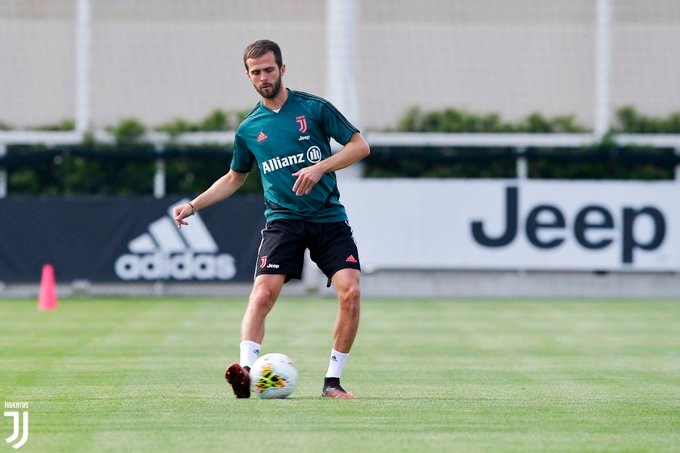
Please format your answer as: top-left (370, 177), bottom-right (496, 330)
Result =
top-left (128, 200), bottom-right (217, 254)
top-left (114, 199), bottom-right (236, 281)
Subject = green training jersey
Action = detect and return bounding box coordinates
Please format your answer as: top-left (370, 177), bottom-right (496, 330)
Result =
top-left (231, 89), bottom-right (359, 223)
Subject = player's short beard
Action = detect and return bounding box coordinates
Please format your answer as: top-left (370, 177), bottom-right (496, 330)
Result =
top-left (256, 76), bottom-right (282, 99)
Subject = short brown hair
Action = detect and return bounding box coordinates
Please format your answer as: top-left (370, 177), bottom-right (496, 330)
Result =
top-left (243, 40), bottom-right (283, 70)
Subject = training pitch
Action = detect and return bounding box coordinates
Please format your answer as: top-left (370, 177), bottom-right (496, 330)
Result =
top-left (1, 297), bottom-right (678, 452)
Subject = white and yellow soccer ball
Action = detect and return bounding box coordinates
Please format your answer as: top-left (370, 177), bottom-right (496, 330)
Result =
top-left (250, 353), bottom-right (298, 399)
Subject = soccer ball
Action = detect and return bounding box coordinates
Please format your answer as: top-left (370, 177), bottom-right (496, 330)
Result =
top-left (250, 353), bottom-right (298, 399)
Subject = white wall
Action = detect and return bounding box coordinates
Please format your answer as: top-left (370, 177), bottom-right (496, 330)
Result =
top-left (1, 0), bottom-right (679, 130)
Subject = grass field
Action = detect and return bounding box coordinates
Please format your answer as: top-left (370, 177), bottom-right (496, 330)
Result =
top-left (1, 297), bottom-right (679, 452)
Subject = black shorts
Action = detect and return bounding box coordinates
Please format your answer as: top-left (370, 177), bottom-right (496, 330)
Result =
top-left (255, 219), bottom-right (361, 284)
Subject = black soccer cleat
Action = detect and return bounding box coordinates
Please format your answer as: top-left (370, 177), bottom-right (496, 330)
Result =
top-left (322, 377), bottom-right (355, 399)
top-left (225, 363), bottom-right (251, 399)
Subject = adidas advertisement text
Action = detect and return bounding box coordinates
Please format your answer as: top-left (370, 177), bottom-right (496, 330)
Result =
top-left (115, 252), bottom-right (236, 280)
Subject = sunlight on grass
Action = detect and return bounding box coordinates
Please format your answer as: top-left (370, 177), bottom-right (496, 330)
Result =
top-left (1, 298), bottom-right (678, 452)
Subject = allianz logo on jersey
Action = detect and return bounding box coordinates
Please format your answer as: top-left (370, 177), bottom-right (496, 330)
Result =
top-left (261, 146), bottom-right (322, 174)
top-left (114, 199), bottom-right (236, 280)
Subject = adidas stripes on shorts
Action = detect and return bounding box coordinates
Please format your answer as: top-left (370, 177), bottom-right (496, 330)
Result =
top-left (254, 219), bottom-right (361, 284)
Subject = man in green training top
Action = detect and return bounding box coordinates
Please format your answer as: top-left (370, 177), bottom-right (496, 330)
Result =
top-left (173, 39), bottom-right (370, 399)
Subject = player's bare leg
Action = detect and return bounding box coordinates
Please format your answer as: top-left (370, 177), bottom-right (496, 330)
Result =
top-left (241, 274), bottom-right (286, 343)
top-left (226, 274), bottom-right (286, 398)
top-left (322, 268), bottom-right (361, 399)
top-left (331, 269), bottom-right (361, 352)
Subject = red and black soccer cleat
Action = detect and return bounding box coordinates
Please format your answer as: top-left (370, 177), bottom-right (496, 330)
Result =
top-left (225, 363), bottom-right (251, 399)
top-left (321, 378), bottom-right (355, 399)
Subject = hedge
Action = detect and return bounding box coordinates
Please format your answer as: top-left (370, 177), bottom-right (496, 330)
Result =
top-left (0, 106), bottom-right (678, 195)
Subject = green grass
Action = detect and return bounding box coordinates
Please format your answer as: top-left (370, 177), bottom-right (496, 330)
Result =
top-left (1, 297), bottom-right (679, 452)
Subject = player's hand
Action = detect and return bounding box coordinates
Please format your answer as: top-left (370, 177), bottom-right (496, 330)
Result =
top-left (291, 165), bottom-right (323, 196)
top-left (173, 203), bottom-right (194, 229)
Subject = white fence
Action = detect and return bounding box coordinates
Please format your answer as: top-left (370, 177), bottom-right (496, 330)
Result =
top-left (2, 0), bottom-right (680, 131)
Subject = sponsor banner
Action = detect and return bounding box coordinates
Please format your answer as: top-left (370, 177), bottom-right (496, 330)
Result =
top-left (341, 179), bottom-right (680, 271)
top-left (0, 196), bottom-right (265, 282)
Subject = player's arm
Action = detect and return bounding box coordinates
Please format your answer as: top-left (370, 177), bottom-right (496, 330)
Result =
top-left (173, 169), bottom-right (249, 228)
top-left (291, 132), bottom-right (370, 196)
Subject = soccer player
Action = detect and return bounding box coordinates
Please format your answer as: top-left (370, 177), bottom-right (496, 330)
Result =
top-left (173, 39), bottom-right (370, 399)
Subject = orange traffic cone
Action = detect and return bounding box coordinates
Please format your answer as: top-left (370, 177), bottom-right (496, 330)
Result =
top-left (38, 264), bottom-right (58, 311)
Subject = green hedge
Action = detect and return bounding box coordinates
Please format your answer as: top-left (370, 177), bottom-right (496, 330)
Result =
top-left (3, 144), bottom-right (262, 196)
top-left (0, 106), bottom-right (678, 195)
top-left (363, 106), bottom-right (679, 180)
top-left (392, 105), bottom-right (680, 134)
